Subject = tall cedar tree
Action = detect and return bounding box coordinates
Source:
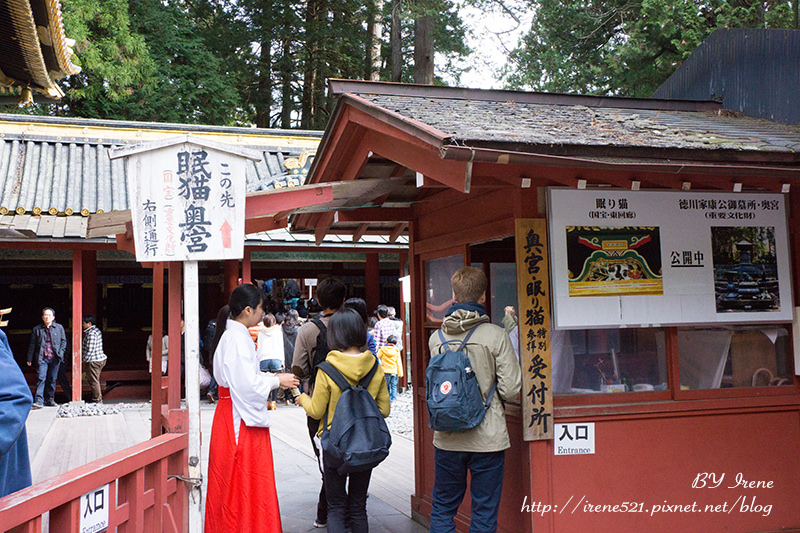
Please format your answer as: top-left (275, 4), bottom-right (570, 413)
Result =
top-left (505, 0), bottom-right (797, 97)
top-left (18, 0), bottom-right (470, 127)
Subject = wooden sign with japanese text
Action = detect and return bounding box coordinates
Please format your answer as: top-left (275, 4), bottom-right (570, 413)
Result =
top-left (515, 218), bottom-right (553, 441)
top-left (125, 142), bottom-right (247, 262)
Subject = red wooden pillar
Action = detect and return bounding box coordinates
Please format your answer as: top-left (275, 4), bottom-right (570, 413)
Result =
top-left (242, 248), bottom-right (252, 284)
top-left (223, 259), bottom-right (239, 297)
top-left (365, 252), bottom-right (380, 313)
top-left (167, 264), bottom-right (182, 410)
top-left (82, 250), bottom-right (97, 316)
top-left (151, 262), bottom-right (164, 438)
top-left (71, 250), bottom-right (82, 402)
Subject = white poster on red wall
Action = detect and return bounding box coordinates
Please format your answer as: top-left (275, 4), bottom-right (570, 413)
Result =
top-left (547, 188), bottom-right (793, 329)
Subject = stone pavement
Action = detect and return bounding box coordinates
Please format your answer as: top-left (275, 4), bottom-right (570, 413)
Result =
top-left (25, 399), bottom-right (428, 533)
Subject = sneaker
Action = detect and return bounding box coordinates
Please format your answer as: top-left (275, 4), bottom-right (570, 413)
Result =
top-left (313, 520), bottom-right (327, 528)
top-left (32, 402), bottom-right (43, 410)
top-left (45, 400), bottom-right (58, 407)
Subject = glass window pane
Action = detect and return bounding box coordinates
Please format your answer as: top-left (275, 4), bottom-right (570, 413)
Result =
top-left (489, 263), bottom-right (517, 328)
top-left (553, 328), bottom-right (668, 394)
top-left (424, 254), bottom-right (463, 322)
top-left (678, 325), bottom-right (792, 389)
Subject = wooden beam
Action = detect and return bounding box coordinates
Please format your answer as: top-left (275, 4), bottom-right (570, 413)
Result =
top-left (389, 223), bottom-right (408, 243)
top-left (336, 207), bottom-right (412, 223)
top-left (244, 216), bottom-right (288, 235)
top-left (352, 223), bottom-right (369, 242)
top-left (114, 222), bottom-right (136, 255)
top-left (366, 130), bottom-right (470, 193)
top-left (315, 211), bottom-right (336, 246)
top-left (245, 183), bottom-right (334, 219)
top-left (87, 210), bottom-right (131, 238)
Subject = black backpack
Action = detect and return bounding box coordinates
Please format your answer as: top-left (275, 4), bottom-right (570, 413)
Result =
top-left (316, 360), bottom-right (392, 475)
top-left (426, 325), bottom-right (497, 432)
top-left (309, 317), bottom-right (328, 382)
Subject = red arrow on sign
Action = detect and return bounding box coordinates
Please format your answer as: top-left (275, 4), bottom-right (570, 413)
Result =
top-left (220, 220), bottom-right (232, 248)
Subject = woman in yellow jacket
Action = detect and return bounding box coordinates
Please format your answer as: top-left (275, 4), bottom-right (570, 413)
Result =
top-left (297, 308), bottom-right (390, 533)
top-left (377, 334), bottom-right (403, 402)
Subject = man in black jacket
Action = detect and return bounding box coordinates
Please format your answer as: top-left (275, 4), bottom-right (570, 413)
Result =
top-left (26, 307), bottom-right (68, 408)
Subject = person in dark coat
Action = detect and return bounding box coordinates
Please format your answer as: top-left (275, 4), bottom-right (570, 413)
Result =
top-left (26, 307), bottom-right (68, 408)
top-left (0, 327), bottom-right (33, 497)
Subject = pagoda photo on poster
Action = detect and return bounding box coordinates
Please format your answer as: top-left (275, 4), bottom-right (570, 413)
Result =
top-left (712, 226), bottom-right (780, 313)
top-left (566, 226), bottom-right (663, 297)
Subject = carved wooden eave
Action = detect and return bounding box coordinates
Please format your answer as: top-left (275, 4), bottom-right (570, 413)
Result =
top-left (0, 0), bottom-right (81, 102)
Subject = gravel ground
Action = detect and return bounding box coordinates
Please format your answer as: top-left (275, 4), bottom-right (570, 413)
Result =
top-left (57, 402), bottom-right (150, 418)
top-left (385, 387), bottom-right (414, 439)
top-left (57, 389), bottom-right (416, 440)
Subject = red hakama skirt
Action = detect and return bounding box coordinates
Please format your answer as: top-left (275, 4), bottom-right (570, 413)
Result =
top-left (205, 387), bottom-right (282, 533)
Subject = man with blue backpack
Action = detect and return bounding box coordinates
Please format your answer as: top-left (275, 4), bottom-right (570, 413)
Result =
top-left (426, 266), bottom-right (521, 533)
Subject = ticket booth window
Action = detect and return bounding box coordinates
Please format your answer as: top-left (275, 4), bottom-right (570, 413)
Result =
top-left (552, 328), bottom-right (668, 394)
top-left (677, 324), bottom-right (793, 389)
top-left (424, 254), bottom-right (463, 322)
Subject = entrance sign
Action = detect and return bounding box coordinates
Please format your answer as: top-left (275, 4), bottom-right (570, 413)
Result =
top-left (515, 219), bottom-right (553, 441)
top-left (554, 423), bottom-right (595, 455)
top-left (548, 188), bottom-right (793, 329)
top-left (111, 135), bottom-right (258, 263)
top-left (80, 484), bottom-right (109, 532)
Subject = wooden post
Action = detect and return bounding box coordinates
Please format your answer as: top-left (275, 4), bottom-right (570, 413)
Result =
top-left (71, 250), bottom-right (82, 402)
top-left (183, 261), bottom-right (202, 531)
top-left (223, 259), bottom-right (239, 298)
top-left (365, 252), bottom-right (380, 312)
top-left (242, 248), bottom-right (252, 284)
top-left (151, 263), bottom-right (164, 438)
top-left (167, 264), bottom-right (182, 410)
top-left (81, 250), bottom-right (97, 316)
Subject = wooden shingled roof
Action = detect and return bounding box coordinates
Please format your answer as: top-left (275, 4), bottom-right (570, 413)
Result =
top-left (0, 0), bottom-right (81, 102)
top-left (287, 79), bottom-right (800, 241)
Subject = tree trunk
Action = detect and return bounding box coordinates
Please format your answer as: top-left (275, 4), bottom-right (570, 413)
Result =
top-left (280, 39), bottom-right (292, 129)
top-left (391, 0), bottom-right (402, 81)
top-left (301, 0), bottom-right (319, 129)
top-left (414, 14), bottom-right (433, 84)
top-left (366, 0), bottom-right (384, 81)
top-left (255, 38), bottom-right (272, 128)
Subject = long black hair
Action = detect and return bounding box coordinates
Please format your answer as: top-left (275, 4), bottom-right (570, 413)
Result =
top-left (209, 284), bottom-right (265, 360)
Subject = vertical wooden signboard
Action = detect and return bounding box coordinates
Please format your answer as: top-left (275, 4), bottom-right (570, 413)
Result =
top-left (515, 219), bottom-right (554, 441)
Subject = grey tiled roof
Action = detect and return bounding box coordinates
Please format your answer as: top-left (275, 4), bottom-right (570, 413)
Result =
top-left (357, 94), bottom-right (800, 156)
top-left (0, 115), bottom-right (321, 217)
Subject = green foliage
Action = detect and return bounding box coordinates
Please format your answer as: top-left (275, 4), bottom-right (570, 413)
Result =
top-left (56, 0), bottom-right (155, 116)
top-left (504, 0), bottom-right (797, 97)
top-left (23, 0), bottom-right (471, 126)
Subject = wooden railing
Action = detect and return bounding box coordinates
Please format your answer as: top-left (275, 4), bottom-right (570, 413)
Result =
top-left (0, 433), bottom-right (188, 533)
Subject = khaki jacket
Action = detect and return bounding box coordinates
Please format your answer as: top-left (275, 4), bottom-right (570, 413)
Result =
top-left (428, 309), bottom-right (521, 452)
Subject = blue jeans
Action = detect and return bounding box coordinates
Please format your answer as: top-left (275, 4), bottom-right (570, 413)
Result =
top-left (35, 356), bottom-right (61, 404)
top-left (430, 448), bottom-right (505, 533)
top-left (385, 374), bottom-right (398, 401)
top-left (260, 359), bottom-right (283, 401)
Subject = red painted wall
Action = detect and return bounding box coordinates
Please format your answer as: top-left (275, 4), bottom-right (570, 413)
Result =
top-left (533, 409), bottom-right (800, 532)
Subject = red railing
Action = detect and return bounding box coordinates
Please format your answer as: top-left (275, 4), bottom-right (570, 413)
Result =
top-left (0, 433), bottom-right (188, 533)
